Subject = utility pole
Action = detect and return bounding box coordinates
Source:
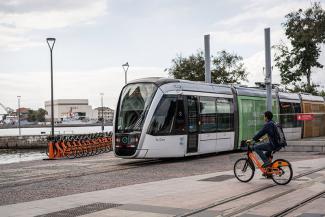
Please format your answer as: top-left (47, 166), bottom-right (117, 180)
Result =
top-left (204, 34), bottom-right (211, 83)
top-left (47, 38), bottom-right (56, 137)
top-left (17, 96), bottom-right (21, 136)
top-left (100, 93), bottom-right (104, 132)
top-left (264, 28), bottom-right (272, 111)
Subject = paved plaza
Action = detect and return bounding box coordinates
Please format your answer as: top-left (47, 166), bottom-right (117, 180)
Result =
top-left (0, 153), bottom-right (325, 216)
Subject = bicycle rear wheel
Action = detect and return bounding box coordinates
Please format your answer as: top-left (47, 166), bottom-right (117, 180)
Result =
top-left (271, 159), bottom-right (293, 185)
top-left (234, 158), bottom-right (255, 182)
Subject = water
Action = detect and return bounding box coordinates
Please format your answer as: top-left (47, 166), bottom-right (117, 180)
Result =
top-left (0, 149), bottom-right (45, 164)
top-left (0, 126), bottom-right (113, 136)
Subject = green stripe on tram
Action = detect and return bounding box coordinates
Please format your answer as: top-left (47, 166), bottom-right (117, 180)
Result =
top-left (237, 95), bottom-right (279, 149)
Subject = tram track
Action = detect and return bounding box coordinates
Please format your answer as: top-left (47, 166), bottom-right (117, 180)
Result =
top-left (0, 159), bottom-right (163, 189)
top-left (271, 190), bottom-right (325, 217)
top-left (0, 152), bottom-right (238, 189)
top-left (174, 166), bottom-right (325, 217)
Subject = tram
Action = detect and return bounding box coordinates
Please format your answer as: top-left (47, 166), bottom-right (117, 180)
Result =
top-left (113, 77), bottom-right (325, 159)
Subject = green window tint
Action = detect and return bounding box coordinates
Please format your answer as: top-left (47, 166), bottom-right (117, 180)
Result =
top-left (237, 96), bottom-right (279, 149)
top-left (199, 97), bottom-right (217, 133)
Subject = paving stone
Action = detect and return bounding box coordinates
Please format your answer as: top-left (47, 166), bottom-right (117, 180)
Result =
top-left (306, 173), bottom-right (324, 179)
top-left (237, 214), bottom-right (266, 217)
top-left (297, 213), bottom-right (325, 217)
top-left (35, 203), bottom-right (121, 217)
top-left (199, 174), bottom-right (234, 182)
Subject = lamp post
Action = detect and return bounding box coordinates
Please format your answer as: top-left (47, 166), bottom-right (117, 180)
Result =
top-left (122, 62), bottom-right (129, 85)
top-left (17, 96), bottom-right (21, 136)
top-left (100, 93), bottom-right (104, 132)
top-left (47, 37), bottom-right (56, 137)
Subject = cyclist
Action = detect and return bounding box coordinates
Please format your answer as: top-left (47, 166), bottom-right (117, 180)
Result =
top-left (249, 111), bottom-right (278, 168)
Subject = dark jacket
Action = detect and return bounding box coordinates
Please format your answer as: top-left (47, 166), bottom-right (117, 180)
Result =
top-left (253, 120), bottom-right (278, 148)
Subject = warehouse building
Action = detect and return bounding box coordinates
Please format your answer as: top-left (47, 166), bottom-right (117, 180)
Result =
top-left (45, 99), bottom-right (98, 122)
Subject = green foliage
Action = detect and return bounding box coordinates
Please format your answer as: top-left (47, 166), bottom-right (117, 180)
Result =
top-left (27, 108), bottom-right (47, 122)
top-left (27, 110), bottom-right (36, 122)
top-left (36, 108), bottom-right (47, 122)
top-left (274, 2), bottom-right (325, 94)
top-left (289, 83), bottom-right (319, 95)
top-left (167, 50), bottom-right (248, 84)
top-left (168, 51), bottom-right (205, 82)
top-left (320, 90), bottom-right (325, 97)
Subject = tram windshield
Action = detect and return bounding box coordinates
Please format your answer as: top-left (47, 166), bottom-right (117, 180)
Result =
top-left (116, 83), bottom-right (157, 133)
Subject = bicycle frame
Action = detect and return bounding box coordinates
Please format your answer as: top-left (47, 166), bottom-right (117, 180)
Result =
top-left (247, 150), bottom-right (287, 175)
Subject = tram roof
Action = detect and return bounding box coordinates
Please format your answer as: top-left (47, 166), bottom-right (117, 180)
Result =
top-left (128, 77), bottom-right (180, 86)
top-left (278, 92), bottom-right (300, 101)
top-left (234, 86), bottom-right (276, 98)
top-left (300, 94), bottom-right (325, 102)
top-left (128, 77), bottom-right (233, 94)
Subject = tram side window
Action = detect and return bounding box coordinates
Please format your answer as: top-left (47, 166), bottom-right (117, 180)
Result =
top-left (279, 102), bottom-right (302, 128)
top-left (148, 96), bottom-right (177, 135)
top-left (187, 96), bottom-right (199, 133)
top-left (173, 98), bottom-right (186, 134)
top-left (280, 102), bottom-right (293, 128)
top-left (148, 95), bottom-right (186, 135)
top-left (293, 103), bottom-right (302, 127)
top-left (216, 98), bottom-right (234, 132)
top-left (199, 97), bottom-right (217, 133)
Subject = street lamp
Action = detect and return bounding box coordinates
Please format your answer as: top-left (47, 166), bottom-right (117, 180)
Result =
top-left (17, 96), bottom-right (21, 136)
top-left (122, 62), bottom-right (129, 85)
top-left (100, 93), bottom-right (104, 132)
top-left (47, 37), bottom-right (56, 137)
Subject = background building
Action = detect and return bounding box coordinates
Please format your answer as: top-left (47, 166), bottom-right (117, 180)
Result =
top-left (95, 107), bottom-right (114, 123)
top-left (16, 107), bottom-right (29, 121)
top-left (45, 99), bottom-right (98, 122)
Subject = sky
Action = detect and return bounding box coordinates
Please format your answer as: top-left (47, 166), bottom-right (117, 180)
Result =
top-left (0, 0), bottom-right (324, 112)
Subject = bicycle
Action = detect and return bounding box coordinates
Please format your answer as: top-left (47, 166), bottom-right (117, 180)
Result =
top-left (234, 140), bottom-right (293, 185)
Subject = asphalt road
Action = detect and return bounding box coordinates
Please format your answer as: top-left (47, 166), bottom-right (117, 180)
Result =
top-left (0, 151), bottom-right (324, 206)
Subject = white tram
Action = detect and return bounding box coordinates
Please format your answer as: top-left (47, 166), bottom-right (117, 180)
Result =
top-left (113, 77), bottom-right (235, 158)
top-left (113, 77), bottom-right (325, 159)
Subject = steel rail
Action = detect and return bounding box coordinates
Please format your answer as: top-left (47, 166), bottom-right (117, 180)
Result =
top-left (271, 190), bottom-right (325, 217)
top-left (175, 166), bottom-right (325, 217)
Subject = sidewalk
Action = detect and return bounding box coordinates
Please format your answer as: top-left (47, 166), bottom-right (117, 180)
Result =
top-left (1, 157), bottom-right (325, 217)
top-left (286, 136), bottom-right (325, 152)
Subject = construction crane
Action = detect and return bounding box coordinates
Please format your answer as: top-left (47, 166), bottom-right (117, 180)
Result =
top-left (0, 102), bottom-right (14, 114)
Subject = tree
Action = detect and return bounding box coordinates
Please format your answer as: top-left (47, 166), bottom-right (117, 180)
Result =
top-left (36, 108), bottom-right (47, 122)
top-left (27, 108), bottom-right (47, 122)
top-left (167, 50), bottom-right (248, 84)
top-left (274, 2), bottom-right (325, 94)
top-left (320, 90), bottom-right (325, 97)
top-left (27, 110), bottom-right (36, 122)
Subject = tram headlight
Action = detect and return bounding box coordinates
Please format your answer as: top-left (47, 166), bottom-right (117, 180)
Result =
top-left (116, 137), bottom-right (120, 143)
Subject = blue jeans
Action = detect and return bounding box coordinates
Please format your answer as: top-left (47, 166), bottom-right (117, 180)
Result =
top-left (253, 142), bottom-right (273, 164)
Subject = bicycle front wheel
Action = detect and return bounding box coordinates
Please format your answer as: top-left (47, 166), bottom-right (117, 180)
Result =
top-left (234, 158), bottom-right (255, 182)
top-left (271, 159), bottom-right (293, 185)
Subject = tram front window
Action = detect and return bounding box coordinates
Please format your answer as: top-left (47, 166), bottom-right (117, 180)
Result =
top-left (117, 83), bottom-right (157, 133)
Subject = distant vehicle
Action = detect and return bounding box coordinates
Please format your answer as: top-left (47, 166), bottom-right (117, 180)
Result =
top-left (113, 77), bottom-right (325, 159)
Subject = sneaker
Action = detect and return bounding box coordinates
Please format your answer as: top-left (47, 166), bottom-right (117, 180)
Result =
top-left (262, 162), bottom-right (272, 168)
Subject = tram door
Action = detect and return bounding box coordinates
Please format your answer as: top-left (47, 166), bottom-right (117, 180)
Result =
top-left (186, 96), bottom-right (199, 153)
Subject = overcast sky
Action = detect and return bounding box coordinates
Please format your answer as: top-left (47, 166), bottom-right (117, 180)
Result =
top-left (0, 0), bottom-right (324, 112)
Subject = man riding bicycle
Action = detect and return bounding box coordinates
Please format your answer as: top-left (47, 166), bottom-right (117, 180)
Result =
top-left (249, 111), bottom-right (279, 168)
